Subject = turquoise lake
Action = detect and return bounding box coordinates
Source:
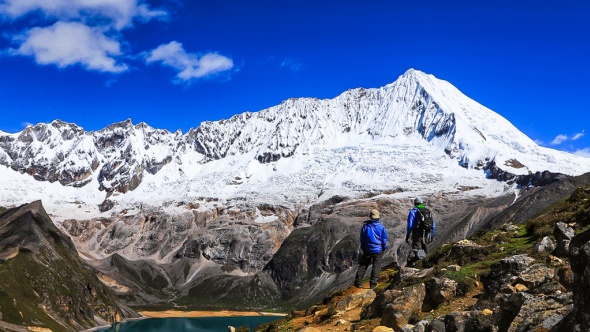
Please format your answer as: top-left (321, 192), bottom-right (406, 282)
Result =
top-left (98, 316), bottom-right (281, 332)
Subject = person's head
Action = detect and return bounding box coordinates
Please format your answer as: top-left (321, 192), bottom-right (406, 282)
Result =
top-left (414, 197), bottom-right (424, 206)
top-left (369, 209), bottom-right (380, 220)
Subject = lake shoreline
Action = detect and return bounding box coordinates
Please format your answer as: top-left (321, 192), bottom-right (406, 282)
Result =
top-left (139, 309), bottom-right (287, 318)
top-left (84, 310), bottom-right (286, 331)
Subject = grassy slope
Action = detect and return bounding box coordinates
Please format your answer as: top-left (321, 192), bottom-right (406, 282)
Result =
top-left (0, 205), bottom-right (136, 331)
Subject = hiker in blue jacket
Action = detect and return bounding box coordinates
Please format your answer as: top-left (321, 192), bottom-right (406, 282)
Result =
top-left (354, 209), bottom-right (388, 289)
top-left (406, 197), bottom-right (436, 266)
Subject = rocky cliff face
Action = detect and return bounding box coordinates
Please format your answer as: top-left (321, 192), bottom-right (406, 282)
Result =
top-left (0, 201), bottom-right (138, 331)
top-left (0, 120), bottom-right (179, 196)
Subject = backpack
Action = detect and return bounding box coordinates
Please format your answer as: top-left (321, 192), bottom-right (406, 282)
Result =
top-left (415, 207), bottom-right (434, 232)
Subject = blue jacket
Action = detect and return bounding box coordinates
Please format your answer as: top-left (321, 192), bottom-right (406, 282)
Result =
top-left (360, 219), bottom-right (388, 254)
top-left (407, 205), bottom-right (436, 238)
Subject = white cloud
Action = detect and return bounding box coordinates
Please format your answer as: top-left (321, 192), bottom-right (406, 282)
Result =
top-left (550, 134), bottom-right (568, 145)
top-left (573, 148), bottom-right (590, 158)
top-left (145, 41), bottom-right (233, 82)
top-left (21, 122), bottom-right (33, 128)
top-left (11, 21), bottom-right (128, 73)
top-left (1, 0), bottom-right (168, 73)
top-left (550, 131), bottom-right (586, 145)
top-left (572, 131), bottom-right (585, 140)
top-left (0, 0), bottom-right (166, 30)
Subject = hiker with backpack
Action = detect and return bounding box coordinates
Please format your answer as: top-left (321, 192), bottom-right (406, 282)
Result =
top-left (405, 197), bottom-right (436, 266)
top-left (354, 209), bottom-right (388, 289)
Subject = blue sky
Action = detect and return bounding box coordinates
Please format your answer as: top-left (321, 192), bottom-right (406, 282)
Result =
top-left (0, 0), bottom-right (588, 156)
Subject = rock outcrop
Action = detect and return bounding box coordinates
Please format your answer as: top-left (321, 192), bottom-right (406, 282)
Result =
top-left (551, 227), bottom-right (590, 331)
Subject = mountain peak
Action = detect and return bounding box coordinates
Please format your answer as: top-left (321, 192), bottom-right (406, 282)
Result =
top-left (1, 69), bottom-right (590, 219)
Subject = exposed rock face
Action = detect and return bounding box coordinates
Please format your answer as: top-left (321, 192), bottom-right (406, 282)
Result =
top-left (554, 228), bottom-right (590, 331)
top-left (0, 120), bottom-right (178, 197)
top-left (63, 204), bottom-right (294, 273)
top-left (259, 185), bottom-right (590, 332)
top-left (0, 201), bottom-right (138, 331)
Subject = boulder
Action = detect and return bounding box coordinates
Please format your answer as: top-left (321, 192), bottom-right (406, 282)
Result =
top-left (426, 318), bottom-right (445, 332)
top-left (476, 255), bottom-right (535, 310)
top-left (423, 277), bottom-right (457, 311)
top-left (553, 222), bottom-right (574, 257)
top-left (495, 292), bottom-right (572, 332)
top-left (412, 320), bottom-right (429, 332)
top-left (557, 265), bottom-right (575, 292)
top-left (373, 327), bottom-right (394, 332)
top-left (533, 236), bottom-right (555, 254)
top-left (513, 263), bottom-right (554, 292)
top-left (328, 289), bottom-right (376, 315)
top-left (554, 222), bottom-right (574, 242)
top-left (444, 311), bottom-right (496, 332)
top-left (398, 267), bottom-right (435, 281)
top-left (380, 284), bottom-right (426, 330)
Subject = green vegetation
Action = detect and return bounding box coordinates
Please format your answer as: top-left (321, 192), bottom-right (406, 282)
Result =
top-left (256, 319), bottom-right (294, 332)
top-left (525, 186), bottom-right (590, 239)
top-left (0, 252), bottom-right (83, 331)
top-left (0, 204), bottom-right (134, 332)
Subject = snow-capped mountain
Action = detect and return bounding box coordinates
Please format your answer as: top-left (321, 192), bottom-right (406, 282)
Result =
top-left (0, 69), bottom-right (588, 220)
top-left (3, 69), bottom-right (590, 309)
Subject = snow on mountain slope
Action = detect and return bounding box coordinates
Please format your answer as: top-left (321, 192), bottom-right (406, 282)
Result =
top-left (0, 69), bottom-right (588, 221)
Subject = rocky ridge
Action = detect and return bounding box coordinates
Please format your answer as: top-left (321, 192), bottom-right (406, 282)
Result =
top-left (257, 186), bottom-right (590, 332)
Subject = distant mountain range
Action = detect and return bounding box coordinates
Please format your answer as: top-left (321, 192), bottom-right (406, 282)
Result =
top-left (1, 69), bottom-right (588, 219)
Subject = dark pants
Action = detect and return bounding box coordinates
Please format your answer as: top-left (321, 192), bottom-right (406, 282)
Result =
top-left (407, 230), bottom-right (429, 265)
top-left (354, 251), bottom-right (383, 288)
